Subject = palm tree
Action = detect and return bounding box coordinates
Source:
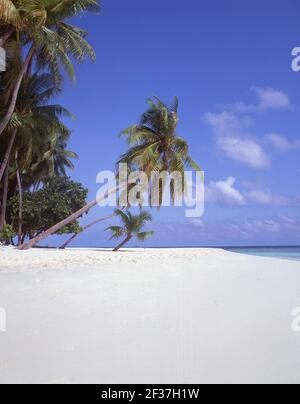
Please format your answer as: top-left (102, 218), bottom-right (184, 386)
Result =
top-left (15, 157), bottom-right (22, 245)
top-left (0, 72), bottom-right (77, 230)
top-left (59, 212), bottom-right (116, 249)
top-left (106, 209), bottom-right (154, 252)
top-left (0, 164), bottom-right (9, 231)
top-left (0, 0), bottom-right (100, 136)
top-left (20, 96), bottom-right (200, 250)
top-left (0, 128), bottom-right (17, 183)
top-left (0, 71), bottom-right (75, 182)
top-left (118, 96), bottom-right (200, 175)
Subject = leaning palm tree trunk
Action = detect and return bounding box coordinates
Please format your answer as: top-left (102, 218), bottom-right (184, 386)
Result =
top-left (0, 45), bottom-right (35, 136)
top-left (0, 164), bottom-right (9, 231)
top-left (20, 199), bottom-right (98, 250)
top-left (113, 235), bottom-right (132, 252)
top-left (59, 212), bottom-right (116, 250)
top-left (16, 169), bottom-right (22, 246)
top-left (59, 205), bottom-right (128, 250)
top-left (0, 128), bottom-right (17, 182)
top-left (19, 186), bottom-right (121, 250)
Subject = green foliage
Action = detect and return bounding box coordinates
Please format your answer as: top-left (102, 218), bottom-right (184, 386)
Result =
top-left (7, 176), bottom-right (87, 240)
top-left (0, 72), bottom-right (78, 190)
top-left (0, 1), bottom-right (101, 247)
top-left (0, 1), bottom-right (101, 83)
top-left (119, 96), bottom-right (200, 172)
top-left (0, 224), bottom-right (14, 244)
top-left (118, 97), bottom-right (201, 206)
top-left (106, 209), bottom-right (154, 243)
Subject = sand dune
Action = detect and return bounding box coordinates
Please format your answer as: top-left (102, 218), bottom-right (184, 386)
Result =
top-left (0, 247), bottom-right (300, 384)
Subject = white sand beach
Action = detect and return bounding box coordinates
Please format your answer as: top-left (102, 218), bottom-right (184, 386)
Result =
top-left (0, 247), bottom-right (300, 384)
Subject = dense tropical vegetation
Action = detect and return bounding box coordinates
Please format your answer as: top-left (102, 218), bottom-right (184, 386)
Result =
top-left (0, 1), bottom-right (201, 250)
top-left (1, 176), bottom-right (87, 245)
top-left (0, 0), bottom-right (99, 245)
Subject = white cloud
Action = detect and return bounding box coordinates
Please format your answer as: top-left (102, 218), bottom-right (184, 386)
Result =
top-left (223, 223), bottom-right (248, 235)
top-left (280, 215), bottom-right (298, 230)
top-left (184, 215), bottom-right (300, 245)
top-left (246, 189), bottom-right (291, 206)
top-left (206, 177), bottom-right (246, 206)
top-left (189, 218), bottom-right (205, 229)
top-left (206, 177), bottom-right (293, 207)
top-left (204, 111), bottom-right (242, 136)
top-left (165, 215), bottom-right (300, 245)
top-left (204, 88), bottom-right (292, 168)
top-left (217, 137), bottom-right (270, 169)
top-left (265, 133), bottom-right (300, 152)
top-left (223, 87), bottom-right (292, 113)
top-left (251, 219), bottom-right (281, 233)
top-left (203, 111), bottom-right (270, 168)
top-left (254, 87), bottom-right (292, 112)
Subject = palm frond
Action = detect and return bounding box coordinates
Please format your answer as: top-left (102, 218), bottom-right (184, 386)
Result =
top-left (114, 208), bottom-right (131, 227)
top-left (105, 225), bottom-right (124, 240)
top-left (56, 22), bottom-right (96, 62)
top-left (136, 231), bottom-right (154, 242)
top-left (118, 97), bottom-right (201, 208)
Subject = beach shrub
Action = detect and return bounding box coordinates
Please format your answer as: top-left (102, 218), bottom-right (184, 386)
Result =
top-left (0, 224), bottom-right (15, 245)
top-left (7, 177), bottom-right (88, 242)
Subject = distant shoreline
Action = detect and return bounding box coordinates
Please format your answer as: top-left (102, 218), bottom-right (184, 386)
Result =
top-left (35, 244), bottom-right (300, 249)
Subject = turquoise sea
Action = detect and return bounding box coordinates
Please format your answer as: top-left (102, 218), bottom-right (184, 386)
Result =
top-left (225, 246), bottom-right (300, 262)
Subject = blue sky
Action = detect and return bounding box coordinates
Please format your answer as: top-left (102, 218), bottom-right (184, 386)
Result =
top-left (51, 0), bottom-right (300, 247)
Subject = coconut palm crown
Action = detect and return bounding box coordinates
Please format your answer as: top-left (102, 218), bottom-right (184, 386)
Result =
top-left (118, 96), bottom-right (200, 174)
top-left (118, 96), bottom-right (201, 206)
top-left (0, 0), bottom-right (101, 136)
top-left (106, 209), bottom-right (154, 251)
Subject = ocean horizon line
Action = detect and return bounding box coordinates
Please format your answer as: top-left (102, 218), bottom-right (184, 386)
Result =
top-left (35, 244), bottom-right (300, 249)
